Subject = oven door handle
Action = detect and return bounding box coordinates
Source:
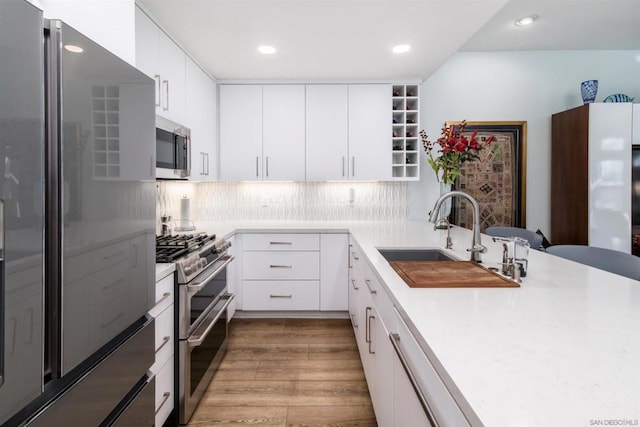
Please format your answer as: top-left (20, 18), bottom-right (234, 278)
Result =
top-left (187, 294), bottom-right (235, 348)
top-left (186, 255), bottom-right (234, 294)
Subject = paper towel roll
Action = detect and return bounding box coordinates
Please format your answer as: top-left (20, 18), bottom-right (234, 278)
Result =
top-left (180, 195), bottom-right (190, 221)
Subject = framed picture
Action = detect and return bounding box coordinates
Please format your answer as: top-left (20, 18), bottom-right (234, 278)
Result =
top-left (448, 121), bottom-right (527, 231)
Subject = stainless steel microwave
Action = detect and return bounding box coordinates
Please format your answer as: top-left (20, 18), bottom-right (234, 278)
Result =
top-left (156, 115), bottom-right (190, 179)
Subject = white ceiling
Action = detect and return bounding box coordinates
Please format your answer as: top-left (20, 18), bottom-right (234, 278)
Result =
top-left (139, 0), bottom-right (640, 82)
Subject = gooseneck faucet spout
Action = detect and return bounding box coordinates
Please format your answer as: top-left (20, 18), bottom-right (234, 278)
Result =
top-left (428, 190), bottom-right (487, 262)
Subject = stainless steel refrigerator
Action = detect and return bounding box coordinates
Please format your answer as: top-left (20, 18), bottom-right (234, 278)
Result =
top-left (0, 1), bottom-right (157, 425)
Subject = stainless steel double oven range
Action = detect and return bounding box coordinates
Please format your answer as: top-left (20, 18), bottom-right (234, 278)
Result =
top-left (156, 233), bottom-right (235, 424)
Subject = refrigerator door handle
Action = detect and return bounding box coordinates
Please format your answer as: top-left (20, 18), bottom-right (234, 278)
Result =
top-left (0, 199), bottom-right (4, 387)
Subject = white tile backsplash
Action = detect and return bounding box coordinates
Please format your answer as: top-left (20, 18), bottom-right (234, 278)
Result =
top-left (157, 181), bottom-right (408, 224)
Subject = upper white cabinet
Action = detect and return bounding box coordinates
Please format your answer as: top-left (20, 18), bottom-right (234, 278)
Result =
top-left (306, 85), bottom-right (349, 181)
top-left (219, 85), bottom-right (263, 181)
top-left (219, 85), bottom-right (305, 181)
top-left (135, 6), bottom-right (186, 124)
top-left (263, 85), bottom-right (306, 181)
top-left (186, 58), bottom-right (217, 181)
top-left (348, 84), bottom-right (392, 181)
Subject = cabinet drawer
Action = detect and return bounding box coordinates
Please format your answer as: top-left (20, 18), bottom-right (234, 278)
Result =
top-left (149, 273), bottom-right (174, 318)
top-left (242, 233), bottom-right (320, 251)
top-left (242, 281), bottom-right (320, 310)
top-left (242, 251), bottom-right (319, 280)
top-left (154, 356), bottom-right (174, 427)
top-left (151, 303), bottom-right (174, 372)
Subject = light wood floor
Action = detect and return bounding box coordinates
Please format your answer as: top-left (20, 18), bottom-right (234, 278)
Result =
top-left (188, 318), bottom-right (377, 427)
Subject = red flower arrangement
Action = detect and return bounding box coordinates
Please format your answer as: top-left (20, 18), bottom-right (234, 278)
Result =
top-left (420, 121), bottom-right (495, 184)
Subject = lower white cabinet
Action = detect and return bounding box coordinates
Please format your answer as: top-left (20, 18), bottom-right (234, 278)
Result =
top-left (149, 270), bottom-right (175, 427)
top-left (242, 281), bottom-right (320, 310)
top-left (239, 232), bottom-right (348, 312)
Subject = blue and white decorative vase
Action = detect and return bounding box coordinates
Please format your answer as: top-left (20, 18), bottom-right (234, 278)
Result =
top-left (581, 80), bottom-right (598, 104)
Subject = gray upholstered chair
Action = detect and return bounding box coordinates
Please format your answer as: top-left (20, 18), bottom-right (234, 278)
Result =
top-left (546, 245), bottom-right (640, 281)
top-left (485, 226), bottom-right (544, 250)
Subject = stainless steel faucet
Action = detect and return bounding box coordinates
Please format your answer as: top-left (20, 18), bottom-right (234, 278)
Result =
top-left (428, 190), bottom-right (487, 262)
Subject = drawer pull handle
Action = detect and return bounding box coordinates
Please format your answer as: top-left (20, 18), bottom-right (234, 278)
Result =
top-left (365, 279), bottom-right (377, 294)
top-left (350, 313), bottom-right (358, 328)
top-left (389, 333), bottom-right (440, 427)
top-left (350, 279), bottom-right (359, 290)
top-left (269, 265), bottom-right (292, 269)
top-left (270, 294), bottom-right (292, 299)
top-left (155, 336), bottom-right (170, 354)
top-left (269, 241), bottom-right (292, 245)
top-left (351, 251), bottom-right (359, 260)
top-left (155, 292), bottom-right (171, 306)
top-left (155, 392), bottom-right (171, 415)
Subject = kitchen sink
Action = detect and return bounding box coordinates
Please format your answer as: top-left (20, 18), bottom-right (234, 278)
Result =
top-left (377, 248), bottom-right (458, 262)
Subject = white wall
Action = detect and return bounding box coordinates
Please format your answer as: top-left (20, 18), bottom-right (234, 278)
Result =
top-left (411, 50), bottom-right (640, 235)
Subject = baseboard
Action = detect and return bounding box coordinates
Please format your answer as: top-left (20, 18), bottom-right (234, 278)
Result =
top-left (232, 310), bottom-right (349, 319)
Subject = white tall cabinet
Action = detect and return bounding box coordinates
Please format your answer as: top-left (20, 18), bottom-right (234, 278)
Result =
top-left (135, 7), bottom-right (186, 124)
top-left (186, 58), bottom-right (217, 181)
top-left (219, 85), bottom-right (263, 181)
top-left (263, 85), bottom-right (306, 181)
top-left (348, 85), bottom-right (392, 180)
top-left (305, 85), bottom-right (349, 181)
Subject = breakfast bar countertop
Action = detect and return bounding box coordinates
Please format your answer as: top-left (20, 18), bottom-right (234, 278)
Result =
top-left (192, 220), bottom-right (640, 427)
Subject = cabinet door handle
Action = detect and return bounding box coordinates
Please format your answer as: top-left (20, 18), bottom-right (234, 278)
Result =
top-left (266, 156), bottom-right (269, 177)
top-left (350, 313), bottom-right (358, 328)
top-left (155, 392), bottom-right (171, 415)
top-left (342, 156), bottom-right (345, 177)
top-left (150, 155), bottom-right (155, 177)
top-left (205, 153), bottom-right (210, 176)
top-left (365, 307), bottom-right (372, 344)
top-left (351, 156), bottom-right (355, 177)
top-left (348, 244), bottom-right (353, 268)
top-left (155, 292), bottom-right (171, 306)
top-left (270, 294), bottom-right (292, 299)
top-left (201, 152), bottom-right (205, 176)
top-left (365, 279), bottom-right (377, 294)
top-left (269, 265), bottom-right (292, 269)
top-left (155, 336), bottom-right (171, 354)
top-left (367, 313), bottom-right (375, 354)
top-left (153, 75), bottom-right (161, 107)
top-left (350, 278), bottom-right (359, 290)
top-left (162, 80), bottom-right (169, 111)
top-left (389, 333), bottom-right (440, 427)
top-left (269, 241), bottom-right (292, 245)
top-left (256, 156), bottom-right (259, 177)
top-left (351, 251), bottom-right (359, 261)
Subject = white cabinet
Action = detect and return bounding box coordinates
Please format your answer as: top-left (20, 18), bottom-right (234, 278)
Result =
top-left (320, 234), bottom-right (348, 311)
top-left (348, 85), bottom-right (392, 180)
top-left (263, 85), bottom-right (306, 181)
top-left (134, 6), bottom-right (186, 124)
top-left (305, 85), bottom-right (349, 181)
top-left (219, 85), bottom-right (305, 181)
top-left (393, 354), bottom-right (433, 427)
top-left (149, 270), bottom-right (175, 427)
top-left (226, 235), bottom-right (238, 318)
top-left (219, 85), bottom-right (263, 181)
top-left (186, 57), bottom-right (217, 181)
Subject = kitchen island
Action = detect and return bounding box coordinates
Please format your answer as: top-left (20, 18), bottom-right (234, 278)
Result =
top-left (191, 220), bottom-right (640, 426)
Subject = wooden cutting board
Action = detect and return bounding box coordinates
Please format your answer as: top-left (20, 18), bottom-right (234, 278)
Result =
top-left (390, 261), bottom-right (519, 288)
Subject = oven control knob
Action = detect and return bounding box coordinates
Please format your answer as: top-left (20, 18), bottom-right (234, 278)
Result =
top-left (184, 265), bottom-right (193, 275)
top-left (198, 259), bottom-right (207, 268)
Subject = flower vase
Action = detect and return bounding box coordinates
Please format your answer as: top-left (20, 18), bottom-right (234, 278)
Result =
top-left (435, 182), bottom-right (452, 229)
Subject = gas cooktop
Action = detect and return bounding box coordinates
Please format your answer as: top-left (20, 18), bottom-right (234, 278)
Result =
top-left (155, 233), bottom-right (216, 263)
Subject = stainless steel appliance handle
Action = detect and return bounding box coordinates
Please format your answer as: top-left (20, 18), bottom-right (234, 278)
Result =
top-left (188, 294), bottom-right (235, 348)
top-left (186, 255), bottom-right (234, 294)
top-left (0, 200), bottom-right (4, 387)
top-left (389, 333), bottom-right (439, 427)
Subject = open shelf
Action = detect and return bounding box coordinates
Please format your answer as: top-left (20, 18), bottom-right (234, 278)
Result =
top-left (391, 84), bottom-right (420, 181)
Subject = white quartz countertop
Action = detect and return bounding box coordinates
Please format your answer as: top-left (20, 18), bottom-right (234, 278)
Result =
top-left (187, 220), bottom-right (640, 426)
top-left (155, 263), bottom-right (175, 283)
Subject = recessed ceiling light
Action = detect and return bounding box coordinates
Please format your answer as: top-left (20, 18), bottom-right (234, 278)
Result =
top-left (64, 44), bottom-right (83, 53)
top-left (392, 44), bottom-right (411, 54)
top-left (258, 45), bottom-right (276, 54)
top-left (514, 15), bottom-right (538, 26)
